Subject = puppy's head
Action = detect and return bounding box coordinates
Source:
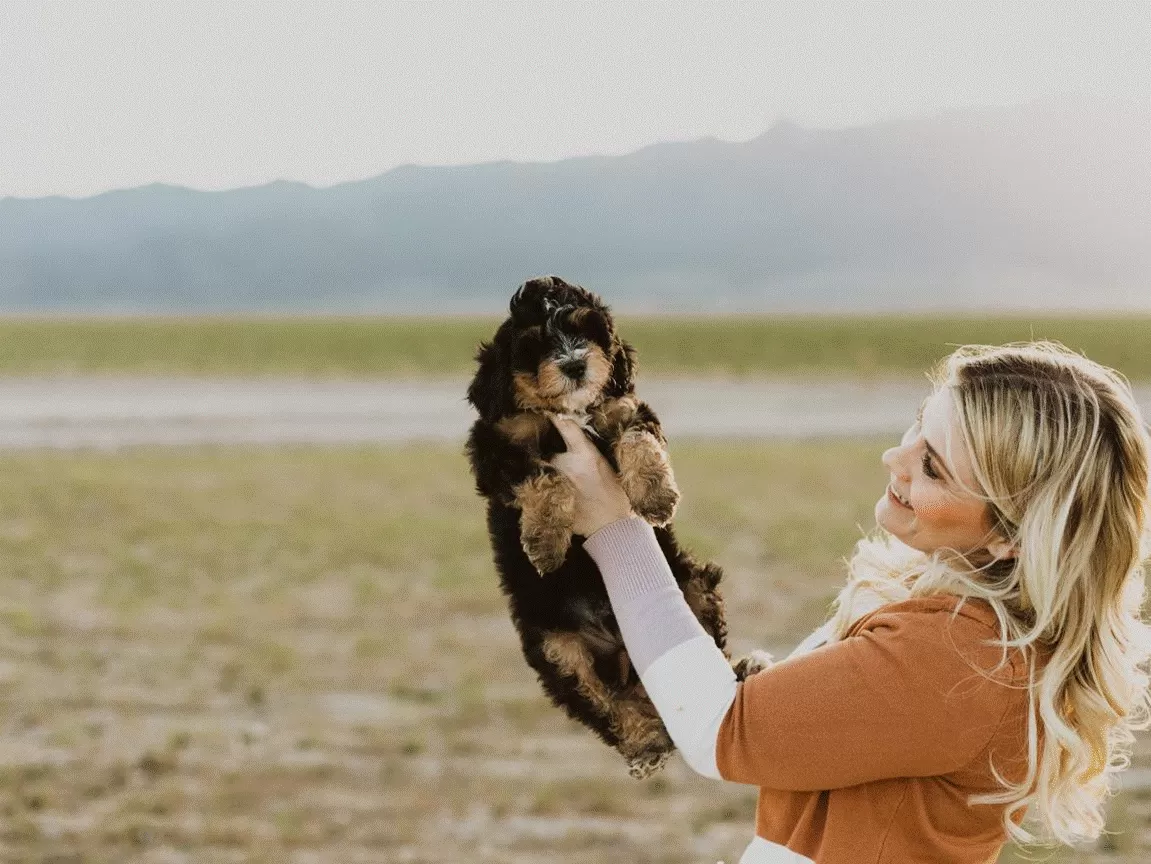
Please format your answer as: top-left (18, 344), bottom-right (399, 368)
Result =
top-left (467, 275), bottom-right (637, 422)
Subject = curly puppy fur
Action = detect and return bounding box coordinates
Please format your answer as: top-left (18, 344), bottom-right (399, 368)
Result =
top-left (465, 275), bottom-right (757, 778)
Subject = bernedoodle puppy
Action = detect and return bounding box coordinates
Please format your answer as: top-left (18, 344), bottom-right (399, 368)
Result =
top-left (465, 275), bottom-right (769, 778)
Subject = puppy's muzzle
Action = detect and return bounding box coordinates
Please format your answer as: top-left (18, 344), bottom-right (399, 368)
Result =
top-left (558, 357), bottom-right (587, 381)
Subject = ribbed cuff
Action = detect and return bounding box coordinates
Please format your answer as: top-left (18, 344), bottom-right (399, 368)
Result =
top-left (583, 516), bottom-right (677, 601)
top-left (612, 585), bottom-right (710, 674)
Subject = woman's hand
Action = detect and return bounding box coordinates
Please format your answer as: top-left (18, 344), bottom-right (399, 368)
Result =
top-left (547, 415), bottom-right (636, 537)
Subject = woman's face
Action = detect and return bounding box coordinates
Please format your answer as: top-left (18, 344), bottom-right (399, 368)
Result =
top-left (875, 388), bottom-right (1014, 562)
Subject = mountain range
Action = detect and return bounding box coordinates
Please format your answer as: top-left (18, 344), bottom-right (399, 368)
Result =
top-left (2, 100), bottom-right (1148, 313)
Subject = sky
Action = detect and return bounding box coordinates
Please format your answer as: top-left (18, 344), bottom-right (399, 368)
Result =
top-left (2, 1), bottom-right (1149, 200)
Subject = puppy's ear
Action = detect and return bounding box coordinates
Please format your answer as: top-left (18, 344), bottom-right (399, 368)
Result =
top-left (510, 277), bottom-right (553, 326)
top-left (608, 338), bottom-right (638, 395)
top-left (467, 333), bottom-right (514, 423)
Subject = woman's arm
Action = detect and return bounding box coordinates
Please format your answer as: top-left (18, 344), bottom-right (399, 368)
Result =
top-left (583, 515), bottom-right (741, 779)
top-left (548, 415), bottom-right (742, 778)
top-left (586, 517), bottom-right (1026, 791)
top-left (549, 416), bottom-right (1025, 791)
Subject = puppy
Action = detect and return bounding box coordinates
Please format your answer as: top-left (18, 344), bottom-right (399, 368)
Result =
top-left (465, 276), bottom-right (769, 777)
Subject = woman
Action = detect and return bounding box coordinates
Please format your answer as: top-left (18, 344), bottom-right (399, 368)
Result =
top-left (547, 341), bottom-right (1151, 863)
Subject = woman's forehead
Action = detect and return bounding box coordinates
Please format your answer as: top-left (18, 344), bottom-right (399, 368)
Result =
top-left (922, 388), bottom-right (958, 425)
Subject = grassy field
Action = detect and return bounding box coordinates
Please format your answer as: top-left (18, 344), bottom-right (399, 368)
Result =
top-left (0, 314), bottom-right (1149, 380)
top-left (0, 441), bottom-right (1146, 862)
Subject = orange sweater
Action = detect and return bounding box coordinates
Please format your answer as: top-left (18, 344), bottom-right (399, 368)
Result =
top-left (583, 518), bottom-right (1047, 864)
top-left (716, 594), bottom-right (1043, 863)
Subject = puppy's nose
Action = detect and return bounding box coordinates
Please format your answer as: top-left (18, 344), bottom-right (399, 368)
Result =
top-left (559, 358), bottom-right (587, 380)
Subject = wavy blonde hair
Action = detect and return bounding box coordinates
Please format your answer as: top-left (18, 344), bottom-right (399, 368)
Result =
top-left (824, 340), bottom-right (1151, 848)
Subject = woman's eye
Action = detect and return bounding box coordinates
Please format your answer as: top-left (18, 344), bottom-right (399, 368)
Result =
top-left (921, 452), bottom-right (939, 480)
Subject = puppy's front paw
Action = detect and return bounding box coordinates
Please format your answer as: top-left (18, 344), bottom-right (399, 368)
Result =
top-left (522, 527), bottom-right (572, 574)
top-left (515, 470), bottom-right (577, 574)
top-left (616, 430), bottom-right (680, 526)
top-left (733, 649), bottom-right (774, 681)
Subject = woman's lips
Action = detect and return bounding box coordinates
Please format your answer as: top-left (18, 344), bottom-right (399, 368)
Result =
top-left (887, 483), bottom-right (913, 510)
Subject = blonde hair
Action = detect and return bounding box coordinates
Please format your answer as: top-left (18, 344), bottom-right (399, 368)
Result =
top-left (825, 340), bottom-right (1151, 848)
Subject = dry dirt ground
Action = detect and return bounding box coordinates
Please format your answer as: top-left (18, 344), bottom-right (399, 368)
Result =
top-left (0, 442), bottom-right (1147, 863)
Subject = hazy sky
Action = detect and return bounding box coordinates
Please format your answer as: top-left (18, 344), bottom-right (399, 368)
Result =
top-left (2, 1), bottom-right (1149, 199)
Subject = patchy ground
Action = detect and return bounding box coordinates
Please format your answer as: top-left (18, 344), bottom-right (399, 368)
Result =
top-left (0, 442), bottom-right (1146, 862)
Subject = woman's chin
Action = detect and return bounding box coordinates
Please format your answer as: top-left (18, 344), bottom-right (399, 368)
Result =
top-left (875, 496), bottom-right (910, 537)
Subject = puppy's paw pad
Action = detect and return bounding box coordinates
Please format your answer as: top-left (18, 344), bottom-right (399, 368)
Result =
top-left (626, 749), bottom-right (670, 779)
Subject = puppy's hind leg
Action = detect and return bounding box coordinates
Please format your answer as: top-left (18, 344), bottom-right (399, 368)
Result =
top-left (681, 562), bottom-right (729, 653)
top-left (537, 630), bottom-right (621, 748)
top-left (515, 467), bottom-right (577, 574)
top-left (540, 631), bottom-right (674, 778)
top-left (611, 649), bottom-right (673, 777)
top-left (612, 693), bottom-right (675, 779)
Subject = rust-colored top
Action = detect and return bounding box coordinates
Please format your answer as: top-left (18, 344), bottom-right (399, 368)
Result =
top-left (717, 595), bottom-right (1044, 864)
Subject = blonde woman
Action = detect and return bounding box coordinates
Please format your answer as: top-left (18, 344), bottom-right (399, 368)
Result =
top-left (547, 341), bottom-right (1151, 864)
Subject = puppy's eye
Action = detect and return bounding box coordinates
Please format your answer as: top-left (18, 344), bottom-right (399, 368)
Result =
top-left (572, 309), bottom-right (611, 351)
top-left (512, 328), bottom-right (545, 371)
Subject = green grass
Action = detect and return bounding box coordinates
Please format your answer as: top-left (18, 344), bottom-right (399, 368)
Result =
top-left (0, 442), bottom-right (1143, 862)
top-left (0, 314), bottom-right (1149, 379)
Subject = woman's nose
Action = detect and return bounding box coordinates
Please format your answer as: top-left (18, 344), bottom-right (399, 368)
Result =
top-left (882, 444), bottom-right (910, 479)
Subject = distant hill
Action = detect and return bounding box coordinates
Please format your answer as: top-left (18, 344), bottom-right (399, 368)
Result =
top-left (2, 100), bottom-right (1148, 313)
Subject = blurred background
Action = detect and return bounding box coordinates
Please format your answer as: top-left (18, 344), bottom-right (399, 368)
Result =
top-left (0, 2), bottom-right (1149, 862)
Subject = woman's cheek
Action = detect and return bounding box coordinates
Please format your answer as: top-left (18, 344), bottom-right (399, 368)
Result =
top-left (911, 491), bottom-right (950, 522)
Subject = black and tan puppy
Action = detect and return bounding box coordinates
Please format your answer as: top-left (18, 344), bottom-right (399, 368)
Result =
top-left (465, 276), bottom-right (767, 778)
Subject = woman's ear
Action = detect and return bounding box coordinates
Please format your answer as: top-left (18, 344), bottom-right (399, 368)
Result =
top-left (985, 536), bottom-right (1017, 562)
